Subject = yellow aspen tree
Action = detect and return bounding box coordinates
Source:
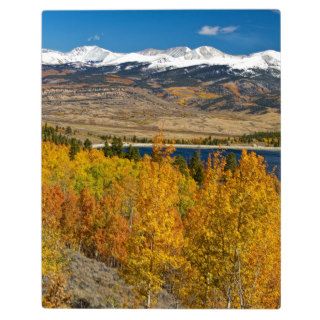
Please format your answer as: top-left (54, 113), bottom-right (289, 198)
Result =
top-left (42, 142), bottom-right (72, 189)
top-left (121, 157), bottom-right (184, 308)
top-left (182, 154), bottom-right (237, 308)
top-left (182, 151), bottom-right (280, 309)
top-left (225, 150), bottom-right (280, 308)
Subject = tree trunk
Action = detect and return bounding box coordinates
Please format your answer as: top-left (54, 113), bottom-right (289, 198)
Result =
top-left (236, 249), bottom-right (245, 308)
top-left (204, 272), bottom-right (210, 307)
top-left (227, 286), bottom-right (232, 309)
top-left (129, 206), bottom-right (133, 230)
top-left (146, 289), bottom-right (151, 308)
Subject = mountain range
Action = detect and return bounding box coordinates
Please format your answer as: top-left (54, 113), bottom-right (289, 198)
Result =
top-left (42, 45), bottom-right (280, 140)
top-left (42, 45), bottom-right (280, 73)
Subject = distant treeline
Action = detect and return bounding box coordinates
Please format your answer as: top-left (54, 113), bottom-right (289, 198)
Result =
top-left (101, 131), bottom-right (281, 147)
top-left (238, 131), bottom-right (280, 147)
top-left (43, 123), bottom-right (280, 149)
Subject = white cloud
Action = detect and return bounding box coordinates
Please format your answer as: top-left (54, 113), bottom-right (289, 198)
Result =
top-left (198, 25), bottom-right (238, 36)
top-left (220, 26), bottom-right (238, 34)
top-left (198, 26), bottom-right (220, 35)
top-left (88, 34), bottom-right (101, 41)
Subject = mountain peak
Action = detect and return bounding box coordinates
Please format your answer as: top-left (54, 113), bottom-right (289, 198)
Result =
top-left (195, 46), bottom-right (224, 57)
top-left (70, 45), bottom-right (111, 53)
top-left (42, 45), bottom-right (280, 71)
top-left (163, 47), bottom-right (191, 58)
top-left (138, 48), bottom-right (163, 56)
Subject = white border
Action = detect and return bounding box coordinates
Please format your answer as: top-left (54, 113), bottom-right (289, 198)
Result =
top-left (1, 0), bottom-right (320, 319)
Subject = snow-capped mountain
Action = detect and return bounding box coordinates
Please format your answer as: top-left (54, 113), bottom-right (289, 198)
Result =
top-left (42, 45), bottom-right (280, 72)
top-left (42, 46), bottom-right (123, 65)
top-left (42, 49), bottom-right (70, 65)
top-left (184, 46), bottom-right (225, 60)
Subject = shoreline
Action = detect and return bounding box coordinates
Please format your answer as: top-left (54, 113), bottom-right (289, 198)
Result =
top-left (93, 143), bottom-right (280, 152)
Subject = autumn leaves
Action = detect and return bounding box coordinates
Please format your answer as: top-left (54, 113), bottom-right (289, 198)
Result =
top-left (181, 151), bottom-right (280, 308)
top-left (121, 158), bottom-right (186, 308)
top-left (42, 138), bottom-right (280, 308)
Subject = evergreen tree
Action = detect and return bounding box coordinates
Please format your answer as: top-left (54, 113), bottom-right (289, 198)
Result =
top-left (189, 151), bottom-right (204, 185)
top-left (111, 137), bottom-right (123, 157)
top-left (84, 138), bottom-right (92, 150)
top-left (65, 126), bottom-right (72, 135)
top-left (125, 145), bottom-right (141, 161)
top-left (225, 152), bottom-right (237, 172)
top-left (173, 155), bottom-right (189, 176)
top-left (69, 138), bottom-right (81, 160)
top-left (103, 141), bottom-right (113, 157)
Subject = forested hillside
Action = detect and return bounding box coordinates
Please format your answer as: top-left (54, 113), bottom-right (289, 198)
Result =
top-left (42, 133), bottom-right (280, 308)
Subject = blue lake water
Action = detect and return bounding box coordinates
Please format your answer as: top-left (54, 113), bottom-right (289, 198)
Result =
top-left (132, 147), bottom-right (281, 178)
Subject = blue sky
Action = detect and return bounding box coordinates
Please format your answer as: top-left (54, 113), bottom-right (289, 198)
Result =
top-left (42, 10), bottom-right (280, 55)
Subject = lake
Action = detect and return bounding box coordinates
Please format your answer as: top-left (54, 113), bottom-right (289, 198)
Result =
top-left (132, 146), bottom-right (281, 178)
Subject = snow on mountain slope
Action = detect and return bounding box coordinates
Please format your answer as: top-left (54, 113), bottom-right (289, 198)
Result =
top-left (184, 46), bottom-right (225, 60)
top-left (163, 47), bottom-right (192, 58)
top-left (138, 48), bottom-right (164, 56)
top-left (138, 47), bottom-right (191, 58)
top-left (42, 45), bottom-right (280, 71)
top-left (42, 46), bottom-right (122, 65)
top-left (66, 46), bottom-right (119, 63)
top-left (145, 49), bottom-right (280, 71)
top-left (99, 52), bottom-right (157, 65)
top-left (42, 49), bottom-right (69, 64)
